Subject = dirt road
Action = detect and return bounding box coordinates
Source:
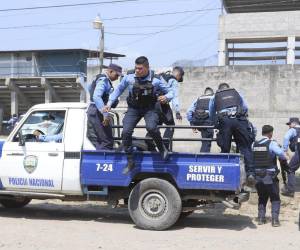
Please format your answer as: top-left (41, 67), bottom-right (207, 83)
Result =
top-left (0, 192), bottom-right (299, 250)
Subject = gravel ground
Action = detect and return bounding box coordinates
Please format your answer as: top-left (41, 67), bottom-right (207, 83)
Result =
top-left (0, 188), bottom-right (299, 250)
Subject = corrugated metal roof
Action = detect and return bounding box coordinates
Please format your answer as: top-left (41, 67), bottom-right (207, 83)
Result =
top-left (223, 0), bottom-right (300, 13)
top-left (0, 48), bottom-right (125, 58)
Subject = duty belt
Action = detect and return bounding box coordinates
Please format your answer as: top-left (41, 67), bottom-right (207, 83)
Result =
top-left (217, 108), bottom-right (237, 118)
top-left (255, 168), bottom-right (276, 177)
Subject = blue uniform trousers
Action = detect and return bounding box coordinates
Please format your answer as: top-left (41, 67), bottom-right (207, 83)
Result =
top-left (87, 104), bottom-right (113, 150)
top-left (122, 107), bottom-right (162, 153)
top-left (193, 118), bottom-right (214, 153)
top-left (217, 116), bottom-right (254, 174)
top-left (287, 150), bottom-right (300, 192)
top-left (255, 175), bottom-right (280, 219)
top-left (146, 103), bottom-right (175, 151)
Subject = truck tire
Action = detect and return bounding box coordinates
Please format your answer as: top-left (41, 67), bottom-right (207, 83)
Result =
top-left (0, 197), bottom-right (31, 208)
top-left (128, 178), bottom-right (181, 230)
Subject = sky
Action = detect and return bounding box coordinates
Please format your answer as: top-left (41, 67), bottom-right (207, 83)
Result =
top-left (0, 0), bottom-right (222, 68)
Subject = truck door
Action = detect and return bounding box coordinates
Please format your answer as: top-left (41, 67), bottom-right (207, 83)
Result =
top-left (0, 110), bottom-right (66, 192)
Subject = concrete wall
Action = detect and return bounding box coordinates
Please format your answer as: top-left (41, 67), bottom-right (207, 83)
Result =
top-left (219, 11), bottom-right (300, 40)
top-left (171, 64), bottom-right (300, 152)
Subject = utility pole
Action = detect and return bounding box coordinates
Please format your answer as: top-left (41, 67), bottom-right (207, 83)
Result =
top-left (99, 25), bottom-right (104, 73)
top-left (93, 15), bottom-right (104, 74)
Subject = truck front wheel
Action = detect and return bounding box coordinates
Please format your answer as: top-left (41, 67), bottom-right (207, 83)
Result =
top-left (128, 178), bottom-right (181, 230)
top-left (0, 197), bottom-right (31, 208)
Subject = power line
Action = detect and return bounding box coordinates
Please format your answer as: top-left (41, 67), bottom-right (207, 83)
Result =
top-left (0, 7), bottom-right (221, 30)
top-left (108, 2), bottom-right (216, 50)
top-left (0, 0), bottom-right (140, 13)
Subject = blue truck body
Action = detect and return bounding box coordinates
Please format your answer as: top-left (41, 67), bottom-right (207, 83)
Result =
top-left (80, 150), bottom-right (242, 192)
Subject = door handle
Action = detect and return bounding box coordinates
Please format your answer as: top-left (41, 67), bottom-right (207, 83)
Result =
top-left (6, 153), bottom-right (24, 156)
top-left (48, 153), bottom-right (58, 157)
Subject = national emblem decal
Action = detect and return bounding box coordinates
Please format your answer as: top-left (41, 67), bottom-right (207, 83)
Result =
top-left (23, 155), bottom-right (38, 174)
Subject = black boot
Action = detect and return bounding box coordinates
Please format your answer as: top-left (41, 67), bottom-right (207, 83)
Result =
top-left (281, 185), bottom-right (294, 197)
top-left (156, 140), bottom-right (169, 161)
top-left (247, 174), bottom-right (256, 187)
top-left (122, 154), bottom-right (135, 175)
top-left (257, 204), bottom-right (266, 225)
top-left (271, 201), bottom-right (281, 227)
top-left (272, 218), bottom-right (280, 227)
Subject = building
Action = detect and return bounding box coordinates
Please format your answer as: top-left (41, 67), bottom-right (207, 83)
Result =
top-left (0, 48), bottom-right (125, 127)
top-left (219, 0), bottom-right (300, 66)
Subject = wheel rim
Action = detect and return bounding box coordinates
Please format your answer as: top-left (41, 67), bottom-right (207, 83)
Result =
top-left (140, 190), bottom-right (168, 219)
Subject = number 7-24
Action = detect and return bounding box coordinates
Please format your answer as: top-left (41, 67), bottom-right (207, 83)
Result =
top-left (96, 163), bottom-right (113, 172)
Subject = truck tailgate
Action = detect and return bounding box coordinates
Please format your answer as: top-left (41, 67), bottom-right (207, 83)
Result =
top-left (80, 151), bottom-right (243, 191)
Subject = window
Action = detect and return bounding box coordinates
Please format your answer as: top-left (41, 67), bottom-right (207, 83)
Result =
top-left (13, 110), bottom-right (66, 143)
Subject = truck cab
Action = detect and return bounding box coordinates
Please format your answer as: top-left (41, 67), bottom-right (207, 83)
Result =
top-left (0, 103), bottom-right (248, 230)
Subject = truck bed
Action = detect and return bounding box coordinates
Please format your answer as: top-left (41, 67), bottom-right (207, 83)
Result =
top-left (80, 151), bottom-right (243, 192)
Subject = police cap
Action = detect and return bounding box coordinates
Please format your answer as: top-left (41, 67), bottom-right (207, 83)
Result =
top-left (286, 117), bottom-right (300, 125)
top-left (108, 63), bottom-right (123, 76)
top-left (262, 125), bottom-right (274, 135)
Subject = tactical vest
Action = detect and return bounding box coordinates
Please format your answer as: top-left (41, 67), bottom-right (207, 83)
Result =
top-left (214, 88), bottom-right (242, 112)
top-left (193, 95), bottom-right (212, 120)
top-left (160, 72), bottom-right (176, 83)
top-left (289, 127), bottom-right (300, 152)
top-left (154, 72), bottom-right (176, 96)
top-left (89, 74), bottom-right (111, 104)
top-left (127, 71), bottom-right (158, 108)
top-left (253, 139), bottom-right (277, 169)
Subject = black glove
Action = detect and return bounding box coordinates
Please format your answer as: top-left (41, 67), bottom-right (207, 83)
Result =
top-left (176, 112), bottom-right (182, 120)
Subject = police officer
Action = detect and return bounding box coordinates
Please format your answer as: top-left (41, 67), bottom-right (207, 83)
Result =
top-left (281, 117), bottom-right (300, 197)
top-left (7, 114), bottom-right (18, 131)
top-left (87, 63), bottom-right (122, 150)
top-left (103, 56), bottom-right (174, 174)
top-left (186, 87), bottom-right (214, 152)
top-left (146, 67), bottom-right (184, 150)
top-left (253, 125), bottom-right (287, 227)
top-left (209, 82), bottom-right (255, 183)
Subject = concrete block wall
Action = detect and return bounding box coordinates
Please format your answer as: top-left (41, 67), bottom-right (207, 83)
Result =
top-left (219, 11), bottom-right (300, 40)
top-left (170, 64), bottom-right (300, 152)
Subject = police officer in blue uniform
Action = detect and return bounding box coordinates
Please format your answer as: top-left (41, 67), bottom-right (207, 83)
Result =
top-left (87, 63), bottom-right (122, 150)
top-left (209, 83), bottom-right (255, 183)
top-left (281, 117), bottom-right (300, 197)
top-left (103, 56), bottom-right (174, 174)
top-left (146, 67), bottom-right (184, 150)
top-left (158, 67), bottom-right (184, 148)
top-left (253, 125), bottom-right (287, 227)
top-left (186, 87), bottom-right (214, 152)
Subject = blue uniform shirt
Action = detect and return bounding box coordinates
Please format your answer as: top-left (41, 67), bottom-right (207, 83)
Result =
top-left (88, 74), bottom-right (113, 116)
top-left (107, 71), bottom-right (174, 107)
top-left (160, 77), bottom-right (180, 113)
top-left (38, 134), bottom-right (62, 143)
top-left (208, 92), bottom-right (248, 121)
top-left (282, 127), bottom-right (298, 152)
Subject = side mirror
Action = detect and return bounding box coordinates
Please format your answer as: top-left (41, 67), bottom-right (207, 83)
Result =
top-left (18, 131), bottom-right (25, 146)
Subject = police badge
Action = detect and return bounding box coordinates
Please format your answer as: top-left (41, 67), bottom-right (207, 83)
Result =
top-left (23, 155), bottom-right (38, 174)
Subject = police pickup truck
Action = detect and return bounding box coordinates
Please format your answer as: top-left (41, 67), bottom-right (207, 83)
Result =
top-left (0, 103), bottom-right (248, 230)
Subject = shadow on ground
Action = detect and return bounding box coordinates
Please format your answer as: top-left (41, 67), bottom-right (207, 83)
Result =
top-left (0, 202), bottom-right (256, 231)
